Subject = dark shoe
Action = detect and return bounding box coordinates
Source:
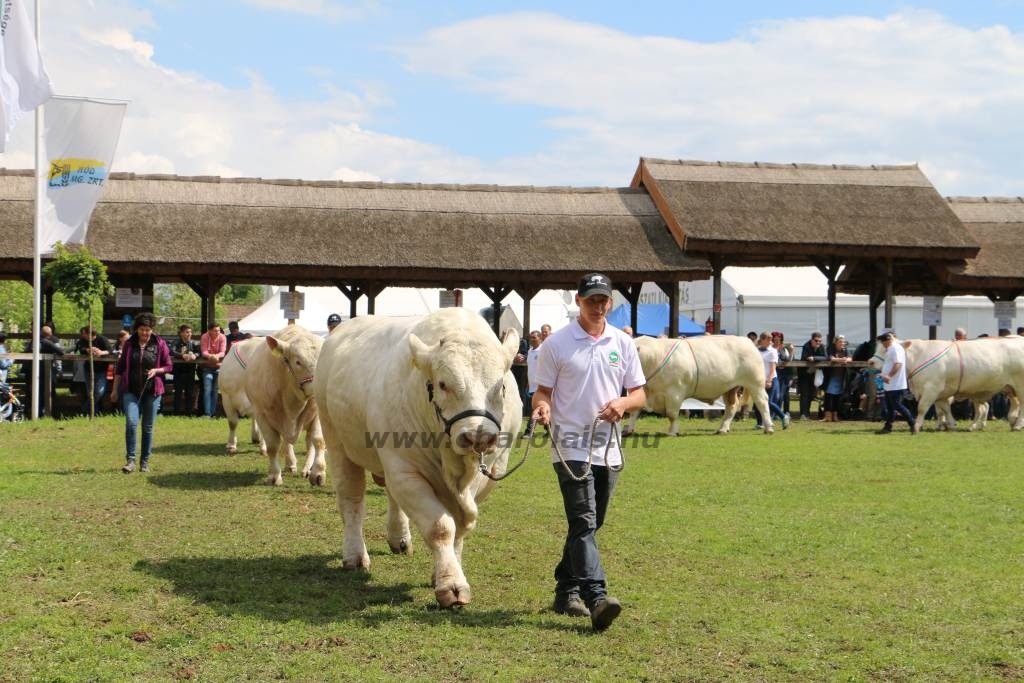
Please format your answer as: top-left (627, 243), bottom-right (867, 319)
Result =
top-left (590, 597), bottom-right (622, 631)
top-left (140, 462), bottom-right (150, 473)
top-left (553, 595), bottom-right (590, 618)
top-left (122, 461), bottom-right (136, 473)
top-left (876, 427), bottom-right (892, 435)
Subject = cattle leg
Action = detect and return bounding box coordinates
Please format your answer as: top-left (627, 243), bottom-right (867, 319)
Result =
top-left (934, 398), bottom-right (956, 431)
top-left (385, 487), bottom-right (413, 555)
top-left (250, 416), bottom-right (262, 444)
top-left (623, 409), bottom-right (641, 437)
top-left (751, 386), bottom-right (774, 434)
top-left (303, 418), bottom-right (328, 487)
top-left (665, 392), bottom-right (682, 436)
top-left (971, 401), bottom-right (990, 431)
top-left (717, 387), bottom-right (741, 434)
top-left (1009, 394), bottom-right (1022, 431)
top-left (263, 429), bottom-right (285, 486)
top-left (222, 394), bottom-right (241, 454)
top-left (386, 463), bottom-right (471, 607)
top-left (331, 453), bottom-right (370, 570)
top-left (914, 389), bottom-right (941, 434)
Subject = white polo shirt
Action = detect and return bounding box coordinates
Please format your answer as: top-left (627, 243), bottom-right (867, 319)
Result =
top-left (882, 341), bottom-right (908, 391)
top-left (526, 345), bottom-right (542, 393)
top-left (535, 318), bottom-right (646, 467)
top-left (759, 344), bottom-right (778, 381)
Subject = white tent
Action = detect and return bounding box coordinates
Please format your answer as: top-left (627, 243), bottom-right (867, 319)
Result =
top-left (239, 286), bottom-right (577, 336)
top-left (630, 267), bottom-right (1019, 344)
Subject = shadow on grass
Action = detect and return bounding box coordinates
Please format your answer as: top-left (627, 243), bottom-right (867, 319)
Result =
top-left (134, 553), bottom-right (540, 628)
top-left (147, 470), bottom-right (264, 490)
top-left (152, 442), bottom-right (240, 456)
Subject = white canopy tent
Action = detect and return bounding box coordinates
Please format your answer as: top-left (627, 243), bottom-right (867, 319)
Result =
top-left (239, 286), bottom-right (577, 337)
top-left (631, 267), bottom-right (1018, 345)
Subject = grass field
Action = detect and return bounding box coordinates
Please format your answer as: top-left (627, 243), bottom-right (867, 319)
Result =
top-left (1, 413), bottom-right (1022, 682)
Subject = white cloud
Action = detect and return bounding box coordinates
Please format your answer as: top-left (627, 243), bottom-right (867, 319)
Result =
top-left (398, 10), bottom-right (1024, 193)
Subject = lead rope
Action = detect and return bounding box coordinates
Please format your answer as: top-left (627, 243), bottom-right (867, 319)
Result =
top-left (552, 416), bottom-right (623, 481)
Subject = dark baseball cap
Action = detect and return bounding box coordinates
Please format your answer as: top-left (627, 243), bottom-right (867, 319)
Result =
top-left (228, 321), bottom-right (240, 330)
top-left (876, 331), bottom-right (893, 341)
top-left (327, 313), bottom-right (342, 326)
top-left (577, 273), bottom-right (613, 299)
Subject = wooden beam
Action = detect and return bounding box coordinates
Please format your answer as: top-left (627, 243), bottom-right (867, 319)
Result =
top-left (614, 283), bottom-right (642, 334)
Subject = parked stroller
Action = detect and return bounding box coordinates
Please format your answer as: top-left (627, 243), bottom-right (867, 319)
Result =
top-left (1, 381), bottom-right (25, 423)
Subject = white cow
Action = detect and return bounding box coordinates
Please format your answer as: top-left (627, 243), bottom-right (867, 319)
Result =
top-left (869, 337), bottom-right (1024, 432)
top-left (219, 337), bottom-right (265, 453)
top-left (625, 335), bottom-right (775, 435)
top-left (236, 325), bottom-right (327, 485)
top-left (313, 308), bottom-right (522, 608)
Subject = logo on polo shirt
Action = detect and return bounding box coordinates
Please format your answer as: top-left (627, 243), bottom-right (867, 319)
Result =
top-left (608, 350), bottom-right (620, 367)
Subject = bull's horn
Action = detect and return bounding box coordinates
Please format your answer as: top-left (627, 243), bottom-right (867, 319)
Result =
top-left (409, 333), bottom-right (437, 370)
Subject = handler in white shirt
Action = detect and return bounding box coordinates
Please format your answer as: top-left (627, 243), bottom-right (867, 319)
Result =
top-left (878, 331), bottom-right (917, 434)
top-left (531, 273), bottom-right (646, 632)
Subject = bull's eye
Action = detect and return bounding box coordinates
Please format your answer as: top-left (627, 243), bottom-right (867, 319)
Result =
top-left (438, 381), bottom-right (448, 392)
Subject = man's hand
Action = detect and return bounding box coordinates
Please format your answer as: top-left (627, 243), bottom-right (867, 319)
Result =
top-left (598, 398), bottom-right (629, 423)
top-left (531, 402), bottom-right (550, 426)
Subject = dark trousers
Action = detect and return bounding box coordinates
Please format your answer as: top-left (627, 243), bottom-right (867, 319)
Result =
top-left (884, 389), bottom-right (915, 429)
top-left (553, 461), bottom-right (618, 608)
top-left (798, 373), bottom-right (816, 417)
top-left (173, 366), bottom-right (198, 415)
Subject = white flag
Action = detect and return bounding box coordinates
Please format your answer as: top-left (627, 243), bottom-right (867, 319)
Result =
top-left (0, 0), bottom-right (54, 151)
top-left (39, 96), bottom-right (127, 252)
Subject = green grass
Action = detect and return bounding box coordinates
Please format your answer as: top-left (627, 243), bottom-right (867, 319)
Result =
top-left (1, 414), bottom-right (1023, 681)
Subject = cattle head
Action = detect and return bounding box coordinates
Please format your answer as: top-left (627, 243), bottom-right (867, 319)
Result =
top-left (409, 328), bottom-right (519, 456)
top-left (267, 332), bottom-right (323, 398)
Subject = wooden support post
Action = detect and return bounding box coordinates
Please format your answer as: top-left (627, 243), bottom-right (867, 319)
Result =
top-left (656, 282), bottom-right (680, 338)
top-left (711, 257), bottom-right (724, 334)
top-left (481, 286), bottom-right (511, 337)
top-left (613, 283), bottom-right (642, 335)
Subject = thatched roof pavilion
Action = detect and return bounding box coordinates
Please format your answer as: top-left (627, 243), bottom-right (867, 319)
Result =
top-left (838, 197), bottom-right (1024, 302)
top-left (631, 158), bottom-right (981, 338)
top-left (0, 169), bottom-right (709, 332)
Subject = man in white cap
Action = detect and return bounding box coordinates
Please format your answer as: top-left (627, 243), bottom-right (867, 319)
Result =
top-left (877, 330), bottom-right (917, 434)
top-left (531, 272), bottom-right (646, 631)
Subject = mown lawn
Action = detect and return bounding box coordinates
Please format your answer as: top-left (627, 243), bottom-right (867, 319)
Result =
top-left (1, 414), bottom-right (1022, 682)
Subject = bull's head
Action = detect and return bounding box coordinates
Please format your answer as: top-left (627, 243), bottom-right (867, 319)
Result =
top-left (408, 329), bottom-right (519, 456)
top-left (267, 332), bottom-right (323, 398)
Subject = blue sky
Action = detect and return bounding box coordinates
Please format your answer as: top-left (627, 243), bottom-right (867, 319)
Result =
top-left (3, 1), bottom-right (1024, 194)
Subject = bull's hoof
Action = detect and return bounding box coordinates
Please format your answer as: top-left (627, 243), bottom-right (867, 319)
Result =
top-left (371, 473), bottom-right (386, 487)
top-left (286, 465), bottom-right (297, 474)
top-left (341, 555), bottom-right (370, 570)
top-left (308, 472), bottom-right (325, 487)
top-left (435, 584), bottom-right (471, 608)
top-left (764, 428), bottom-right (775, 434)
top-left (716, 428), bottom-right (729, 435)
top-left (388, 538), bottom-right (412, 555)
top-left (621, 427), bottom-right (634, 438)
top-left (266, 475), bottom-right (283, 486)
top-left (225, 445), bottom-right (237, 455)
top-left (1012, 425), bottom-right (1023, 432)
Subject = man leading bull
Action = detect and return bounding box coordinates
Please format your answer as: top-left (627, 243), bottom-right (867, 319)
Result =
top-left (531, 273), bottom-right (646, 632)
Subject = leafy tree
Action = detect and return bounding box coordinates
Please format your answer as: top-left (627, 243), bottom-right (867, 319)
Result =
top-left (42, 244), bottom-right (114, 418)
top-left (218, 284), bottom-right (263, 306)
top-left (154, 284), bottom-right (202, 335)
top-left (0, 281), bottom-right (102, 340)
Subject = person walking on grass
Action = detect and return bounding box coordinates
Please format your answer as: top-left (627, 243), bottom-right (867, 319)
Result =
top-left (110, 312), bottom-right (173, 473)
top-left (877, 331), bottom-right (916, 435)
top-left (531, 273), bottom-right (646, 632)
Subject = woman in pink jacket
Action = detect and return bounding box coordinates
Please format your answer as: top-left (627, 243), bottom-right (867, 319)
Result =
top-left (110, 312), bottom-right (173, 473)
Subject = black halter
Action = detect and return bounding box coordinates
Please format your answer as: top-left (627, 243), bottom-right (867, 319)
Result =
top-left (426, 380), bottom-right (503, 438)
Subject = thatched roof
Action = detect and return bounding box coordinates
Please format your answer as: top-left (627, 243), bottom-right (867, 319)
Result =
top-left (943, 197), bottom-right (1024, 293)
top-left (0, 169), bottom-right (709, 288)
top-left (632, 158), bottom-right (979, 266)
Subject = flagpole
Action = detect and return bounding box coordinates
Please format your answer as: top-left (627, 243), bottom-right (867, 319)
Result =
top-left (30, 0), bottom-right (43, 420)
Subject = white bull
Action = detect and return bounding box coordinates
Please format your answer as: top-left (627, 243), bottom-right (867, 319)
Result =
top-left (626, 335), bottom-right (775, 435)
top-left (234, 325), bottom-right (327, 485)
top-left (868, 337), bottom-right (1024, 432)
top-left (313, 308), bottom-right (522, 608)
top-left (219, 337), bottom-right (264, 453)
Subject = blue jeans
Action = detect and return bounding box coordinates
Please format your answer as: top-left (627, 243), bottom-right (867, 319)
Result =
top-left (883, 389), bottom-right (915, 430)
top-left (201, 368), bottom-right (219, 417)
top-left (553, 461), bottom-right (619, 608)
top-left (754, 378), bottom-right (787, 425)
top-left (123, 392), bottom-right (161, 464)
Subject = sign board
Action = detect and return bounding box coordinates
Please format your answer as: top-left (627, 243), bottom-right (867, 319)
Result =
top-left (282, 309), bottom-right (301, 320)
top-left (922, 296), bottom-right (943, 326)
top-left (115, 287), bottom-right (142, 308)
top-left (993, 301), bottom-right (1016, 320)
top-left (279, 291), bottom-right (305, 312)
top-left (439, 289), bottom-right (463, 308)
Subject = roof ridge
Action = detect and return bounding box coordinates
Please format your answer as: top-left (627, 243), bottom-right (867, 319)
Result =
top-left (947, 196), bottom-right (1024, 204)
top-left (640, 157), bottom-right (920, 172)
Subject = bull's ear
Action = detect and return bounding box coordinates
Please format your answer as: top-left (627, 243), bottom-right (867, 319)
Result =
top-left (409, 334), bottom-right (436, 370)
top-left (902, 340), bottom-right (912, 349)
top-left (267, 335), bottom-right (288, 358)
top-left (501, 329), bottom-right (520, 369)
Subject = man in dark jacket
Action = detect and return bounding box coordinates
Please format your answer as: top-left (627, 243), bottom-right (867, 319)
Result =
top-left (170, 324), bottom-right (201, 415)
top-left (797, 332), bottom-right (827, 419)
